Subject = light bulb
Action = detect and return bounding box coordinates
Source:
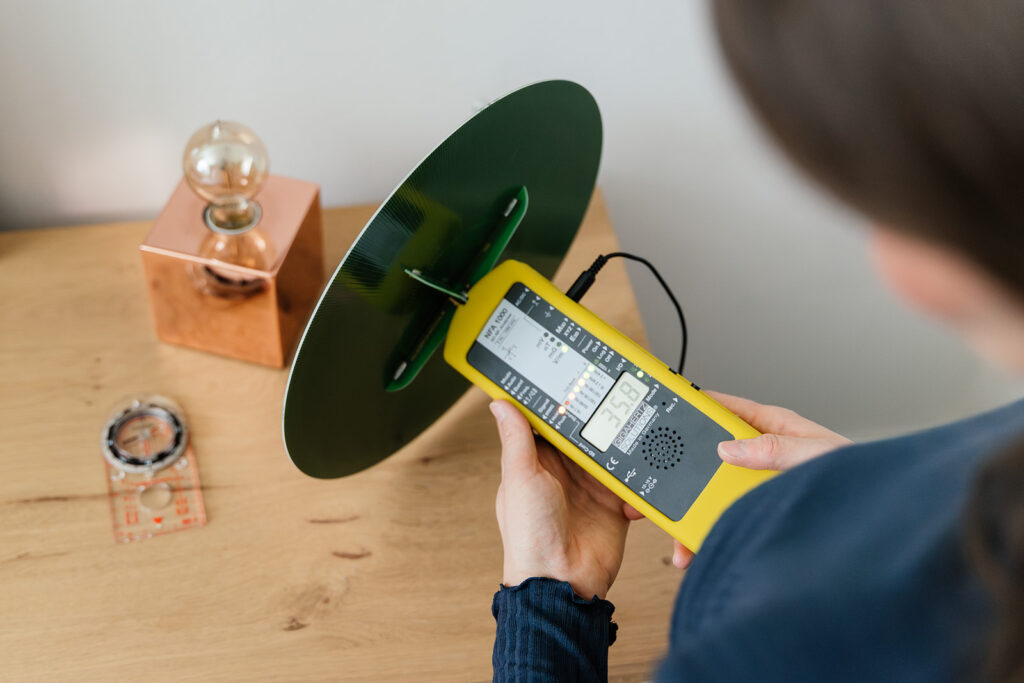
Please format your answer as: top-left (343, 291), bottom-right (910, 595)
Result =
top-left (183, 120), bottom-right (269, 232)
top-left (191, 229), bottom-right (276, 299)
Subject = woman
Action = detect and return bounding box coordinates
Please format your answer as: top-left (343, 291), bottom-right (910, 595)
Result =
top-left (488, 2), bottom-right (1024, 681)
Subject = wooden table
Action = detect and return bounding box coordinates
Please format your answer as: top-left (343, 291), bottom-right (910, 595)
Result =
top-left (0, 192), bottom-right (684, 681)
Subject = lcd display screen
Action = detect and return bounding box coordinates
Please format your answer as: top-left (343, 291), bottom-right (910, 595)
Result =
top-left (580, 372), bottom-right (648, 451)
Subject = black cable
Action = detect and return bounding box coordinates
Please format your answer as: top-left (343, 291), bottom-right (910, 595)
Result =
top-left (565, 252), bottom-right (688, 374)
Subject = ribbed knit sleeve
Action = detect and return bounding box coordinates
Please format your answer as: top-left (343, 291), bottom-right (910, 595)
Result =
top-left (491, 577), bottom-right (617, 682)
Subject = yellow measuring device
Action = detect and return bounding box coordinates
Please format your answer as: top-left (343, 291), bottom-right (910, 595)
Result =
top-left (445, 260), bottom-right (773, 551)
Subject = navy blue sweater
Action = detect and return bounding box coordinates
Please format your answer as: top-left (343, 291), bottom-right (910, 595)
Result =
top-left (492, 399), bottom-right (1024, 681)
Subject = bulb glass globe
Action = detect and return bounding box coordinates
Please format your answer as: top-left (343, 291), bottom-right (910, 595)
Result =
top-left (183, 120), bottom-right (269, 231)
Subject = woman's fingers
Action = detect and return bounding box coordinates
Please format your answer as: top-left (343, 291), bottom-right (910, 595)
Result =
top-left (702, 390), bottom-right (851, 472)
top-left (622, 503), bottom-right (646, 521)
top-left (705, 390), bottom-right (847, 441)
top-left (490, 401), bottom-right (539, 477)
top-left (625, 503), bottom-right (695, 570)
top-left (718, 433), bottom-right (843, 470)
top-left (673, 541), bottom-right (694, 569)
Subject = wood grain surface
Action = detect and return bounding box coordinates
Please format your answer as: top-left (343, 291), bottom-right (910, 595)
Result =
top-left (0, 191), bottom-right (686, 682)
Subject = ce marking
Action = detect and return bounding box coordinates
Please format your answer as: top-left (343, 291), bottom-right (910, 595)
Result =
top-left (605, 456), bottom-right (619, 470)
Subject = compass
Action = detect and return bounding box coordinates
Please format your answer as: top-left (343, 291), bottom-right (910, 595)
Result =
top-left (102, 395), bottom-right (188, 474)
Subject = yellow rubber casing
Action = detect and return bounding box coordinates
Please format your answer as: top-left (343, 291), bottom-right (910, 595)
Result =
top-left (444, 260), bottom-right (776, 552)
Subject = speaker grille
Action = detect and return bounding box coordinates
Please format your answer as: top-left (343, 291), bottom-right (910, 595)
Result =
top-left (639, 426), bottom-right (683, 470)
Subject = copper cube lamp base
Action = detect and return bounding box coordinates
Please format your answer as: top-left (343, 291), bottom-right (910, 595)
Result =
top-left (140, 175), bottom-right (324, 367)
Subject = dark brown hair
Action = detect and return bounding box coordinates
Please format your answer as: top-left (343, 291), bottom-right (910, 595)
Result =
top-left (711, 1), bottom-right (1024, 294)
top-left (711, 1), bottom-right (1024, 680)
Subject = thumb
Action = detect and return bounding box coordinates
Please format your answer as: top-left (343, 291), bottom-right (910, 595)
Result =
top-left (489, 401), bottom-right (539, 476)
top-left (718, 433), bottom-right (838, 471)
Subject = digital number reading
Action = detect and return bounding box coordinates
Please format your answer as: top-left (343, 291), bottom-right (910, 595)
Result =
top-left (581, 372), bottom-right (648, 452)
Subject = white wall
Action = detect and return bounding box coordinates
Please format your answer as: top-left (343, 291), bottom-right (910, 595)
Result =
top-left (1, 0), bottom-right (1019, 437)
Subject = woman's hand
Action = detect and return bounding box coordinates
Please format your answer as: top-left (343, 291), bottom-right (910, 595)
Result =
top-left (647, 390), bottom-right (853, 570)
top-left (491, 400), bottom-right (630, 600)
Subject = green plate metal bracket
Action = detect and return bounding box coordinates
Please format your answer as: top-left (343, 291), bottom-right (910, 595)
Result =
top-left (463, 185), bottom-right (529, 287)
top-left (384, 185), bottom-right (528, 392)
top-left (402, 268), bottom-right (469, 304)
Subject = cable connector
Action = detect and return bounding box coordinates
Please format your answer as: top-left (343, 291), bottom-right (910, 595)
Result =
top-left (565, 254), bottom-right (610, 302)
top-left (564, 251), bottom-right (688, 374)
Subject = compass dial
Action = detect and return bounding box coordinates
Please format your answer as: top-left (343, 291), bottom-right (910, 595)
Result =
top-left (102, 397), bottom-right (187, 473)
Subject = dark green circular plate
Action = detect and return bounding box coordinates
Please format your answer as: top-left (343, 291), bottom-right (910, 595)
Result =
top-left (283, 80), bottom-right (602, 478)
